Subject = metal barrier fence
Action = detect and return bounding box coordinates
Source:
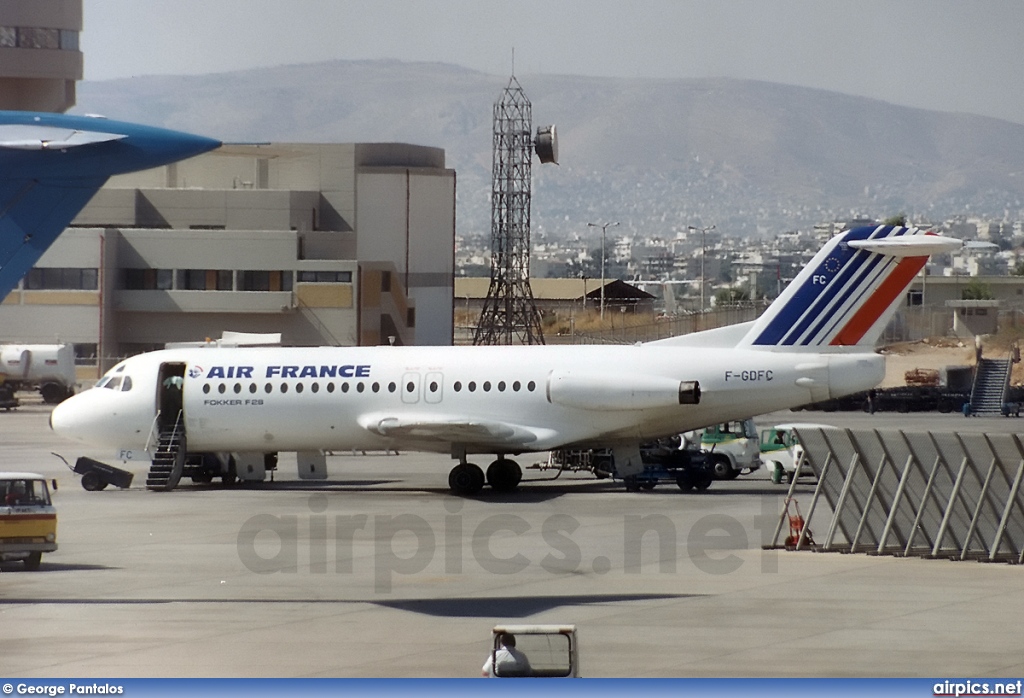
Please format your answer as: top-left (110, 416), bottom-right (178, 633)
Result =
top-left (770, 427), bottom-right (1024, 564)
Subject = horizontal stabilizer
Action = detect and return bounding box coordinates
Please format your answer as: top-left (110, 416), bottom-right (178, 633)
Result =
top-left (0, 124), bottom-right (127, 150)
top-left (846, 235), bottom-right (962, 257)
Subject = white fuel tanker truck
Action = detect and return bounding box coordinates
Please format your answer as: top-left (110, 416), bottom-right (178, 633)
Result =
top-left (0, 344), bottom-right (77, 405)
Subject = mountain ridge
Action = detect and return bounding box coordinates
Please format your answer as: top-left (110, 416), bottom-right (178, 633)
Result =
top-left (75, 59), bottom-right (1024, 237)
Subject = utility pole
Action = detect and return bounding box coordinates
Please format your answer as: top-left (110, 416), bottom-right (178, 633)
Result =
top-left (587, 221), bottom-right (619, 321)
top-left (688, 224), bottom-right (715, 313)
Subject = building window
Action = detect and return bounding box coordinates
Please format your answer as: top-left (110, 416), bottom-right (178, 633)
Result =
top-left (239, 270), bottom-right (293, 292)
top-left (0, 26), bottom-right (78, 50)
top-left (906, 290), bottom-right (923, 307)
top-left (381, 271), bottom-right (391, 292)
top-left (59, 29), bottom-right (79, 51)
top-left (175, 269), bottom-right (232, 291)
top-left (122, 268), bottom-right (173, 290)
top-left (178, 269), bottom-right (208, 290)
top-left (24, 267), bottom-right (98, 290)
top-left (73, 344), bottom-right (98, 366)
top-left (17, 27), bottom-right (60, 49)
top-left (298, 271), bottom-right (352, 283)
top-left (407, 307), bottom-right (415, 328)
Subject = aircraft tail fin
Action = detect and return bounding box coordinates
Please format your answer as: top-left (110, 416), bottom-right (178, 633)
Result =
top-left (739, 225), bottom-right (961, 350)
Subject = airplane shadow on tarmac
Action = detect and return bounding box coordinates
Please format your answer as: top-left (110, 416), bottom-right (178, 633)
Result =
top-left (373, 593), bottom-right (703, 618)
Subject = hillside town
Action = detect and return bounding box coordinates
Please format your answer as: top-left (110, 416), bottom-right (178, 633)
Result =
top-left (458, 216), bottom-right (1024, 314)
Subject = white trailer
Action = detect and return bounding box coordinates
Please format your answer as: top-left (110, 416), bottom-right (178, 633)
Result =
top-left (0, 344), bottom-right (77, 403)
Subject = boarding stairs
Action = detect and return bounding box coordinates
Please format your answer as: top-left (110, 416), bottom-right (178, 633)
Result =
top-left (968, 358), bottom-right (1012, 416)
top-left (146, 410), bottom-right (186, 491)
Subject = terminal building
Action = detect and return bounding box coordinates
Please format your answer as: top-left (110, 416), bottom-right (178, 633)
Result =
top-left (0, 143), bottom-right (457, 374)
top-left (1, 0), bottom-right (458, 377)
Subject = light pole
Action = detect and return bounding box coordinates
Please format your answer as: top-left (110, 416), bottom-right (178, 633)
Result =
top-left (587, 221), bottom-right (619, 321)
top-left (688, 224), bottom-right (715, 313)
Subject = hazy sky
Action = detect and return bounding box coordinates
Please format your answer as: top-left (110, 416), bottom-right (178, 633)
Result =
top-left (81, 0), bottom-right (1024, 125)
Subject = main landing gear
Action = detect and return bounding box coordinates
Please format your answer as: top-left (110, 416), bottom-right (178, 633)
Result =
top-left (448, 456), bottom-right (523, 495)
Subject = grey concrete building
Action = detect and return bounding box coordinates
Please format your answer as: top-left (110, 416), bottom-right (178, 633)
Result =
top-left (0, 0), bottom-right (82, 112)
top-left (0, 143), bottom-right (456, 374)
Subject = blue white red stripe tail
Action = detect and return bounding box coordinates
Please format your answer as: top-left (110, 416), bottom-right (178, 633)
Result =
top-left (740, 226), bottom-right (961, 350)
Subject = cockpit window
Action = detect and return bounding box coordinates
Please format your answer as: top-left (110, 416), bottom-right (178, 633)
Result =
top-left (99, 376), bottom-right (123, 391)
top-left (121, 376), bottom-right (133, 391)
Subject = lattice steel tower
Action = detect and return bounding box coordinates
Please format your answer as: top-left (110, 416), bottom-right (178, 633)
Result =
top-left (473, 75), bottom-right (557, 345)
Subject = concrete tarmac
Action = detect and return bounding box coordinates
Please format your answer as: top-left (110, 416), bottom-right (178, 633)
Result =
top-left (2, 400), bottom-right (1023, 678)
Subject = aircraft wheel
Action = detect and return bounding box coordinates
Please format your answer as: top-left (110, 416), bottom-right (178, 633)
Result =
top-left (486, 458), bottom-right (522, 492)
top-left (449, 463), bottom-right (485, 495)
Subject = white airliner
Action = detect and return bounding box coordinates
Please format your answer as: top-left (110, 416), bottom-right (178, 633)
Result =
top-left (51, 225), bottom-right (961, 494)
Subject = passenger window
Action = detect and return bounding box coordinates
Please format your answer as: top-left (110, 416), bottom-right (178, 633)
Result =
top-left (356, 382), bottom-right (365, 393)
top-left (513, 381), bottom-right (521, 392)
top-left (234, 383), bottom-right (242, 394)
top-left (372, 382), bottom-right (380, 393)
top-left (528, 381), bottom-right (536, 391)
top-left (454, 381), bottom-right (462, 392)
top-left (327, 382), bottom-right (335, 393)
top-left (483, 381), bottom-right (491, 392)
top-left (429, 381), bottom-right (438, 392)
top-left (341, 383), bottom-right (350, 393)
top-left (497, 381), bottom-right (505, 392)
top-left (265, 383), bottom-right (272, 394)
top-left (468, 381), bottom-right (477, 392)
top-left (281, 383), bottom-right (288, 394)
top-left (203, 384), bottom-right (211, 394)
top-left (388, 382), bottom-right (397, 393)
top-left (250, 383), bottom-right (257, 394)
top-left (296, 383), bottom-right (304, 394)
top-left (311, 383), bottom-right (319, 394)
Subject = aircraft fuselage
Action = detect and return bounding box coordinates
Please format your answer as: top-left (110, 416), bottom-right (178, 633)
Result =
top-left (51, 344), bottom-right (883, 457)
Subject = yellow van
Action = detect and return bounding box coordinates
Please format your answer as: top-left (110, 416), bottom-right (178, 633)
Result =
top-left (0, 472), bottom-right (57, 570)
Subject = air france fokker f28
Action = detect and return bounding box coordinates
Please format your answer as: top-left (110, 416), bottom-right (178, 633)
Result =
top-left (51, 226), bottom-right (961, 495)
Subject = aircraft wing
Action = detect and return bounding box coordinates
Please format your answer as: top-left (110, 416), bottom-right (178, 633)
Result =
top-left (0, 124), bottom-right (127, 150)
top-left (0, 176), bottom-right (108, 299)
top-left (358, 412), bottom-right (553, 450)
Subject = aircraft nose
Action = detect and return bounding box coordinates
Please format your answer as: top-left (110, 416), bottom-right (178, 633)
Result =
top-left (49, 393), bottom-right (91, 443)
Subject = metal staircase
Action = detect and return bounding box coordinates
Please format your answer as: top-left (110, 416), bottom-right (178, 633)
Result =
top-left (968, 358), bottom-right (1012, 416)
top-left (146, 410), bottom-right (186, 491)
